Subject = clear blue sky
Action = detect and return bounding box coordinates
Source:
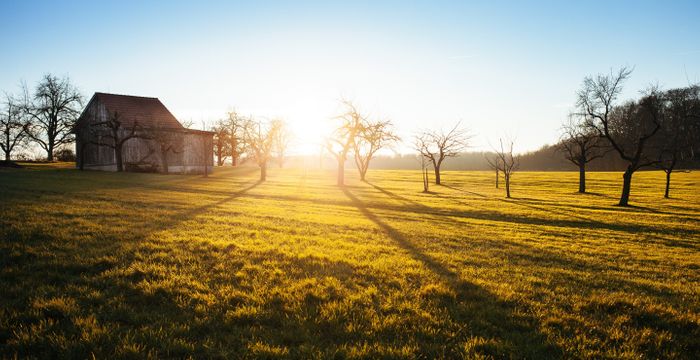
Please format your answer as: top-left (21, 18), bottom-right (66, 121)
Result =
top-left (1, 0), bottom-right (698, 154)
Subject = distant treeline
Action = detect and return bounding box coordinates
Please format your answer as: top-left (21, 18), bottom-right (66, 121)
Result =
top-left (281, 146), bottom-right (698, 172)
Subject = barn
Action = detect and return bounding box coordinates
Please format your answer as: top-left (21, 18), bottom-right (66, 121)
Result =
top-left (75, 92), bottom-right (213, 174)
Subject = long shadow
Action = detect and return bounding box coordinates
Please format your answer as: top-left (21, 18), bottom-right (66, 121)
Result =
top-left (490, 238), bottom-right (694, 298)
top-left (503, 197), bottom-right (700, 235)
top-left (503, 197), bottom-right (607, 225)
top-left (364, 184), bottom-right (685, 292)
top-left (237, 189), bottom-right (699, 241)
top-left (0, 178), bottom-right (264, 357)
top-left (358, 185), bottom-right (700, 356)
top-left (430, 186), bottom-right (698, 243)
top-left (341, 187), bottom-right (562, 358)
top-left (0, 166), bottom-right (260, 202)
top-left (366, 182), bottom-right (436, 211)
top-left (132, 180), bottom-right (262, 245)
top-left (441, 183), bottom-right (488, 198)
top-left (513, 196), bottom-right (700, 220)
top-left (368, 183), bottom-right (698, 285)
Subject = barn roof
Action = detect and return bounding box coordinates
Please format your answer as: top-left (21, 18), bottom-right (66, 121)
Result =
top-left (89, 92), bottom-right (184, 129)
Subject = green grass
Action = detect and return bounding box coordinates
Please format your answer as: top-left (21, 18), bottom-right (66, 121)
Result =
top-left (1, 164), bottom-right (698, 359)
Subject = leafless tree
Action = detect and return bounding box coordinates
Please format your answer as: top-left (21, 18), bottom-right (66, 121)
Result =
top-left (559, 115), bottom-right (608, 193)
top-left (242, 118), bottom-right (278, 181)
top-left (577, 67), bottom-right (662, 206)
top-left (150, 130), bottom-right (184, 174)
top-left (226, 110), bottom-right (247, 166)
top-left (486, 138), bottom-right (519, 198)
top-left (1, 93), bottom-right (29, 162)
top-left (652, 85), bottom-right (700, 198)
top-left (420, 156), bottom-right (430, 192)
top-left (353, 119), bottom-right (399, 181)
top-left (24, 74), bottom-right (83, 161)
top-left (211, 119), bottom-right (230, 166)
top-left (414, 122), bottom-right (470, 185)
top-left (326, 99), bottom-right (365, 186)
top-left (271, 118), bottom-right (293, 168)
top-left (180, 119), bottom-right (195, 129)
top-left (90, 111), bottom-right (140, 172)
top-left (486, 156), bottom-right (500, 188)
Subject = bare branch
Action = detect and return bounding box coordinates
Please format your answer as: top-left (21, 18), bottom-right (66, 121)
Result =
top-left (413, 121), bottom-right (471, 184)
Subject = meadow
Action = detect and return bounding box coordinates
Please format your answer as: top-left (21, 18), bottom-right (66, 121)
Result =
top-left (0, 163), bottom-right (698, 359)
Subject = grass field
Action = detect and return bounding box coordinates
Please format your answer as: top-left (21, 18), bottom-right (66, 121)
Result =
top-left (1, 163), bottom-right (699, 359)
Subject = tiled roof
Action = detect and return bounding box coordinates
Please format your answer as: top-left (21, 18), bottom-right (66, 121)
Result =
top-left (92, 92), bottom-right (184, 129)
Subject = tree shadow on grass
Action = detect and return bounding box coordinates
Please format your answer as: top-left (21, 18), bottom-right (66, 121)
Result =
top-left (341, 187), bottom-right (562, 358)
top-left (355, 184), bottom-right (700, 242)
top-left (514, 196), bottom-right (699, 219)
top-left (367, 182), bottom-right (441, 210)
top-left (360, 184), bottom-right (700, 358)
top-left (0, 179), bottom-right (265, 358)
top-left (441, 184), bottom-right (489, 198)
top-left (431, 183), bottom-right (700, 243)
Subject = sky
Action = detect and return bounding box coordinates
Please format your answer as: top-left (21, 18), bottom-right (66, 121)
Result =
top-left (1, 0), bottom-right (699, 155)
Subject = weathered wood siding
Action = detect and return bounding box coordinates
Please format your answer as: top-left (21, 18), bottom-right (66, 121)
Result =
top-left (75, 97), bottom-right (213, 174)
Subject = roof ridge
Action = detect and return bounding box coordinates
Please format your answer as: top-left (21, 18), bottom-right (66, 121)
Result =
top-left (95, 92), bottom-right (159, 100)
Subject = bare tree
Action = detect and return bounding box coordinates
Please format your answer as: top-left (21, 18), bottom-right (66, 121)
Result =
top-left (271, 119), bottom-right (293, 168)
top-left (151, 130), bottom-right (184, 174)
top-left (577, 67), bottom-right (663, 206)
top-left (242, 118), bottom-right (278, 181)
top-left (226, 111), bottom-right (247, 166)
top-left (652, 85), bottom-right (700, 198)
top-left (414, 122), bottom-right (470, 185)
top-left (326, 99), bottom-right (365, 186)
top-left (486, 138), bottom-right (519, 198)
top-left (1, 93), bottom-right (29, 162)
top-left (24, 74), bottom-right (83, 161)
top-left (559, 115), bottom-right (608, 193)
top-left (211, 119), bottom-right (230, 166)
top-left (486, 156), bottom-right (500, 188)
top-left (420, 156), bottom-right (430, 192)
top-left (353, 119), bottom-right (399, 181)
top-left (90, 111), bottom-right (140, 172)
top-left (180, 119), bottom-right (195, 129)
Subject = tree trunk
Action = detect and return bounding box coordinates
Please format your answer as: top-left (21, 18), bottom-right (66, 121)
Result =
top-left (664, 170), bottom-right (671, 198)
top-left (505, 173), bottom-right (511, 198)
top-left (161, 152), bottom-right (169, 174)
top-left (337, 158), bottom-right (345, 186)
top-left (47, 143), bottom-right (54, 161)
top-left (618, 167), bottom-right (633, 206)
top-left (115, 145), bottom-right (123, 172)
top-left (278, 156), bottom-right (284, 168)
top-left (578, 163), bottom-right (586, 193)
top-left (495, 169), bottom-right (499, 188)
top-left (434, 165), bottom-right (441, 185)
top-left (217, 149), bottom-right (224, 166)
top-left (3, 149), bottom-right (9, 162)
top-left (230, 138), bottom-right (238, 166)
top-left (260, 162), bottom-right (267, 181)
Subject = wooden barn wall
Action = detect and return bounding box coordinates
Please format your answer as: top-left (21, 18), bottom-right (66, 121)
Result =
top-left (182, 133), bottom-right (214, 167)
top-left (76, 97), bottom-right (213, 173)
